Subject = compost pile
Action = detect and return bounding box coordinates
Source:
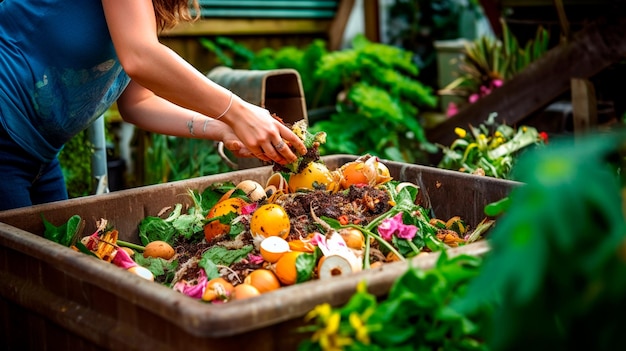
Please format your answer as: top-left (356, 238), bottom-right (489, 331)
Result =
top-left (171, 184), bottom-right (394, 284)
top-left (56, 119), bottom-right (494, 303)
top-left (53, 154), bottom-right (493, 304)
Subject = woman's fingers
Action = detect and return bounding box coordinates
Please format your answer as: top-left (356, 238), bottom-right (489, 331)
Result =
top-left (279, 124), bottom-right (307, 155)
top-left (260, 140), bottom-right (287, 164)
top-left (223, 140), bottom-right (253, 158)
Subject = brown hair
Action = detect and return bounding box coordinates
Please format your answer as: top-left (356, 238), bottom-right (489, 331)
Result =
top-left (153, 0), bottom-right (200, 31)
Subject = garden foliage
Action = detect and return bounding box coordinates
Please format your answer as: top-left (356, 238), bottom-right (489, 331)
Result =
top-left (310, 35), bottom-right (438, 164)
top-left (300, 129), bottom-right (626, 351)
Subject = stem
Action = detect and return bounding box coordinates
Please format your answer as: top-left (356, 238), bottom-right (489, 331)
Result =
top-left (117, 240), bottom-right (146, 252)
top-left (407, 239), bottom-right (421, 255)
top-left (347, 224), bottom-right (405, 262)
top-left (363, 231), bottom-right (371, 270)
top-left (365, 208), bottom-right (401, 233)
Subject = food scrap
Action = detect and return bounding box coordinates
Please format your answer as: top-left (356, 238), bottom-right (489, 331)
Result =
top-left (45, 155), bottom-right (494, 304)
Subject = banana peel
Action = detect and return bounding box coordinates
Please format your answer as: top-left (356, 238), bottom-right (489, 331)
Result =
top-left (81, 219), bottom-right (120, 262)
top-left (95, 229), bottom-right (119, 262)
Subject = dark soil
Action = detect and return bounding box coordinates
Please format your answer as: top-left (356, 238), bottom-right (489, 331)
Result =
top-left (281, 185), bottom-right (392, 240)
top-left (170, 185), bottom-right (392, 286)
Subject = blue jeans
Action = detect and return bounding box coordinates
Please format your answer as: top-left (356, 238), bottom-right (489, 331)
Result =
top-left (0, 127), bottom-right (68, 211)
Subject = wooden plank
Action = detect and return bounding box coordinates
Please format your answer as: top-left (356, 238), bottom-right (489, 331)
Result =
top-left (570, 78), bottom-right (597, 135)
top-left (501, 0), bottom-right (614, 6)
top-left (197, 0), bottom-right (340, 18)
top-left (426, 16), bottom-right (626, 160)
top-left (161, 18), bottom-right (332, 36)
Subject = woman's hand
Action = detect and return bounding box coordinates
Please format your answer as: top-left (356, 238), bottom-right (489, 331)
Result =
top-left (220, 97), bottom-right (307, 165)
top-left (218, 127), bottom-right (252, 159)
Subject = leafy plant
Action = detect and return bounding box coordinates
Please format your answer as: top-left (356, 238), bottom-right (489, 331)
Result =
top-left (143, 134), bottom-right (231, 185)
top-left (252, 39), bottom-right (333, 109)
top-left (298, 252), bottom-right (491, 351)
top-left (59, 129), bottom-right (95, 198)
top-left (310, 34), bottom-right (438, 163)
top-left (441, 20), bottom-right (550, 110)
top-left (299, 129), bottom-right (626, 350)
top-left (200, 37), bottom-right (333, 109)
top-left (200, 35), bottom-right (438, 163)
top-left (198, 36), bottom-right (256, 70)
top-left (453, 130), bottom-right (626, 350)
top-left (437, 113), bottom-right (548, 178)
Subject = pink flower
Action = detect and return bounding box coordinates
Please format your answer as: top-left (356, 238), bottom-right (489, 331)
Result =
top-left (377, 213), bottom-right (417, 241)
top-left (492, 79), bottom-right (503, 88)
top-left (242, 203), bottom-right (258, 215)
top-left (468, 93), bottom-right (480, 104)
top-left (111, 247), bottom-right (137, 270)
top-left (247, 253), bottom-right (264, 265)
top-left (173, 268), bottom-right (208, 299)
top-left (310, 232), bottom-right (326, 246)
top-left (446, 102), bottom-right (458, 117)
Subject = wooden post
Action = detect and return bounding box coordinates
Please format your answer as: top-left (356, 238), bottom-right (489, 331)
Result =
top-left (363, 0), bottom-right (380, 43)
top-left (570, 78), bottom-right (597, 136)
top-left (328, 0), bottom-right (355, 50)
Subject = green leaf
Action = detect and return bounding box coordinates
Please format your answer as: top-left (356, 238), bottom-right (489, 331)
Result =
top-left (201, 182), bottom-right (237, 211)
top-left (199, 256), bottom-right (220, 280)
top-left (42, 214), bottom-right (84, 247)
top-left (73, 241), bottom-right (98, 257)
top-left (134, 255), bottom-right (178, 283)
top-left (484, 197), bottom-right (512, 217)
top-left (199, 245), bottom-right (254, 280)
top-left (296, 252), bottom-right (316, 283)
top-left (203, 245), bottom-right (254, 267)
top-left (138, 216), bottom-right (177, 246)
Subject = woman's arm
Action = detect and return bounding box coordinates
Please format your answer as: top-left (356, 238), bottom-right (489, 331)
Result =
top-left (101, 0), bottom-right (307, 164)
top-left (117, 80), bottom-right (254, 159)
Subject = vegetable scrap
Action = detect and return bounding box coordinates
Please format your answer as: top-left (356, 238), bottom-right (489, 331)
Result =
top-left (44, 154), bottom-right (496, 304)
top-left (270, 118), bottom-right (327, 174)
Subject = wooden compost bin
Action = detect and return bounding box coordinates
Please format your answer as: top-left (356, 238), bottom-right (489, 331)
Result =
top-left (0, 155), bottom-right (518, 351)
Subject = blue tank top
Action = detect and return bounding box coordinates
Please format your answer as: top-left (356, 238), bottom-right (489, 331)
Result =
top-left (0, 0), bottom-right (130, 162)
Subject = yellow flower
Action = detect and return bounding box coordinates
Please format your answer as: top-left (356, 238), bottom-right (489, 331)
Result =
top-left (356, 280), bottom-right (368, 293)
top-left (454, 127), bottom-right (467, 138)
top-left (305, 303), bottom-right (332, 322)
top-left (313, 312), bottom-right (353, 351)
top-left (305, 282), bottom-right (375, 351)
top-left (326, 312), bottom-right (341, 334)
top-left (349, 312), bottom-right (371, 345)
top-left (490, 136), bottom-right (506, 148)
top-left (494, 131), bottom-right (503, 138)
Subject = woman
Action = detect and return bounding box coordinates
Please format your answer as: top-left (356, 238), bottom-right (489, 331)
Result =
top-left (0, 0), bottom-right (307, 210)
